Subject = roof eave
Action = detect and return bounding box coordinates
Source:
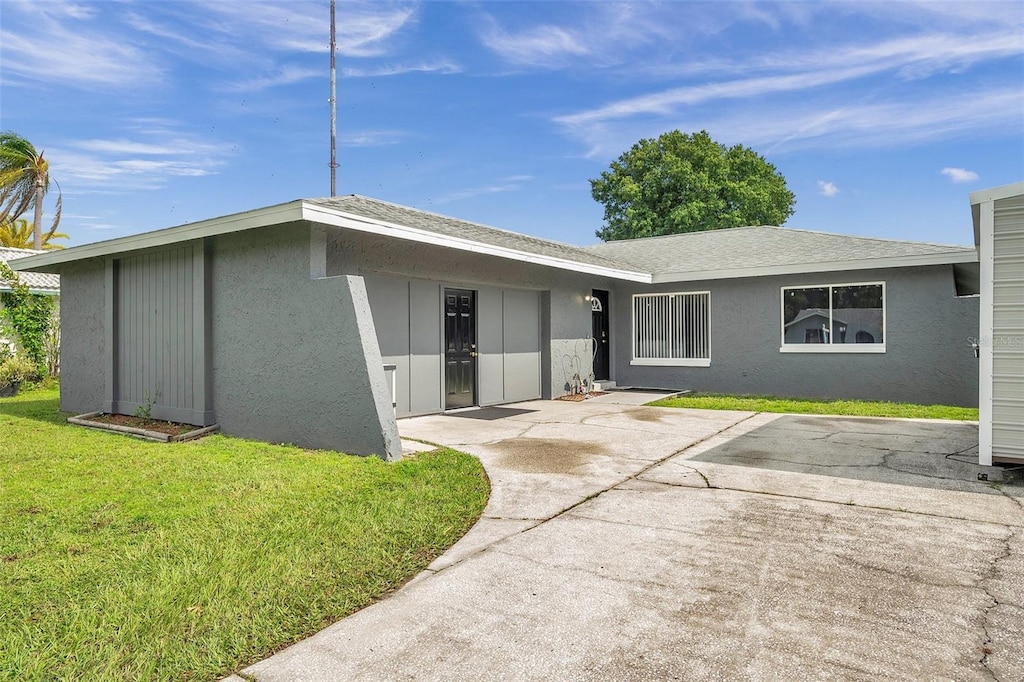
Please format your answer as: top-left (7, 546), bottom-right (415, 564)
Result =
top-left (301, 203), bottom-right (652, 283)
top-left (10, 200), bottom-right (307, 272)
top-left (969, 181), bottom-right (1024, 205)
top-left (650, 251), bottom-right (979, 284)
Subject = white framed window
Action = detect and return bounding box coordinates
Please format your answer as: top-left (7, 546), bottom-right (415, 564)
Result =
top-left (632, 291), bottom-right (711, 366)
top-left (780, 281), bottom-right (886, 353)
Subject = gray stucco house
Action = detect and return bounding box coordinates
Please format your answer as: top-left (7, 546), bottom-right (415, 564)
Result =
top-left (11, 196), bottom-right (979, 459)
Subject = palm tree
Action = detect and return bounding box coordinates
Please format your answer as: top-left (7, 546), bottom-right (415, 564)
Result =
top-left (0, 131), bottom-right (62, 250)
top-left (0, 218), bottom-right (68, 250)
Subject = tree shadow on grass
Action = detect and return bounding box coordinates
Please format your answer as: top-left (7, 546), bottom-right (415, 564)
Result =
top-left (0, 396), bottom-right (69, 426)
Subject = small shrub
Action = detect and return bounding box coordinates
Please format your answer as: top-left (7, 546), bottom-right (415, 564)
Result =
top-left (0, 355), bottom-right (36, 386)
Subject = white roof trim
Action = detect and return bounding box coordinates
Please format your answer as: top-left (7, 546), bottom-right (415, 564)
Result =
top-left (11, 198), bottom-right (650, 283)
top-left (10, 201), bottom-right (306, 271)
top-left (650, 251), bottom-right (978, 284)
top-left (970, 182), bottom-right (1024, 205)
top-left (301, 203), bottom-right (652, 283)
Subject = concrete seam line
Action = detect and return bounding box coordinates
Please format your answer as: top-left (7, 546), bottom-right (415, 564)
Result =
top-left (424, 412), bottom-right (760, 578)
top-left (657, 480), bottom-right (1024, 529)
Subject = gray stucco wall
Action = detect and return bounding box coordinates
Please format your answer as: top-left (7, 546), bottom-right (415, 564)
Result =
top-left (611, 265), bottom-right (979, 406)
top-left (51, 225), bottom-right (401, 458)
top-left (55, 259), bottom-right (107, 415)
top-left (210, 225), bottom-right (401, 458)
top-left (327, 229), bottom-right (603, 402)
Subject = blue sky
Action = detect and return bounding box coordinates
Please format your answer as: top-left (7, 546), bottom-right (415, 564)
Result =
top-left (1, 0), bottom-right (1021, 248)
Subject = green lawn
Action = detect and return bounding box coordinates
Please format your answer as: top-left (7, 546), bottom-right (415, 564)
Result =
top-left (648, 392), bottom-right (979, 421)
top-left (0, 387), bottom-right (489, 681)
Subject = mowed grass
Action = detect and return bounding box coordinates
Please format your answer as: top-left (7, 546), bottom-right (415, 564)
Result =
top-left (0, 387), bottom-right (489, 681)
top-left (648, 392), bottom-right (979, 421)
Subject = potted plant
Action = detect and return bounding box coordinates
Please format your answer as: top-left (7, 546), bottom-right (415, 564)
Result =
top-left (0, 355), bottom-right (36, 397)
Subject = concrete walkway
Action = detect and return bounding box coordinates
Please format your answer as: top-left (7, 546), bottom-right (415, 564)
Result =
top-left (239, 398), bottom-right (1024, 681)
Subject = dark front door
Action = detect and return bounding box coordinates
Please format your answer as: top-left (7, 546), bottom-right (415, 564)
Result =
top-left (591, 289), bottom-right (610, 381)
top-left (445, 288), bottom-right (477, 409)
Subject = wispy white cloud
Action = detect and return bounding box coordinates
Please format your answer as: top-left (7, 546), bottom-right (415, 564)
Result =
top-left (940, 167), bottom-right (979, 183)
top-left (561, 86), bottom-right (1023, 158)
top-left (341, 60), bottom-right (461, 77)
top-left (52, 121), bottom-right (236, 192)
top-left (0, 1), bottom-right (162, 89)
top-left (817, 181), bottom-right (840, 197)
top-left (198, 1), bottom-right (416, 57)
top-left (223, 66), bottom-right (323, 93)
top-left (479, 22), bottom-right (589, 67)
top-left (557, 65), bottom-right (882, 128)
top-left (433, 175), bottom-right (534, 204)
top-left (476, 4), bottom-right (681, 70)
top-left (338, 131), bottom-right (410, 147)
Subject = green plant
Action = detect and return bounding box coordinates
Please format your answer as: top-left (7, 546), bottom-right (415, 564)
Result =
top-left (134, 389), bottom-right (155, 419)
top-left (0, 260), bottom-right (54, 375)
top-left (0, 354), bottom-right (35, 386)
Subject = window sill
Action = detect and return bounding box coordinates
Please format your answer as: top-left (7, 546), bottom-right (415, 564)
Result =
top-left (779, 345), bottom-right (886, 354)
top-left (631, 358), bottom-right (712, 367)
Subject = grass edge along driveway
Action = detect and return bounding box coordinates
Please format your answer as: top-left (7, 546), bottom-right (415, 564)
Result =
top-left (648, 392), bottom-right (978, 421)
top-left (0, 387), bottom-right (489, 681)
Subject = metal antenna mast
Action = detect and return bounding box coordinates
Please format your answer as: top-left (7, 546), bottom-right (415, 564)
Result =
top-left (329, 0), bottom-right (338, 196)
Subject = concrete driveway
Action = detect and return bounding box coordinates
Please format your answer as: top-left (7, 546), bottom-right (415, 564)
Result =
top-left (240, 396), bottom-right (1023, 681)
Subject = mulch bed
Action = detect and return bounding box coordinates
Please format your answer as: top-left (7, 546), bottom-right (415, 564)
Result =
top-left (554, 391), bottom-right (609, 402)
top-left (88, 413), bottom-right (197, 437)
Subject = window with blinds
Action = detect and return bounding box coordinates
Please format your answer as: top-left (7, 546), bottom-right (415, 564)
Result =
top-left (631, 292), bottom-right (711, 366)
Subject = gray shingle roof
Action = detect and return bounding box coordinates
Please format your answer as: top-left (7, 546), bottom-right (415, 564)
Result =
top-left (1, 247), bottom-right (60, 293)
top-left (584, 225), bottom-right (976, 281)
top-left (308, 195), bottom-right (637, 274)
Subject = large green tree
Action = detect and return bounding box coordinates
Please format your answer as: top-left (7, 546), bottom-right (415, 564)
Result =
top-left (591, 130), bottom-right (795, 241)
top-left (0, 131), bottom-right (62, 250)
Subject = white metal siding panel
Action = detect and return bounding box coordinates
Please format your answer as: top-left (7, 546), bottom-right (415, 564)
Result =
top-left (991, 195), bottom-right (1024, 462)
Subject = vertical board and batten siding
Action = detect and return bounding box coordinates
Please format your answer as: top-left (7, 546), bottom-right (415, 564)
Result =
top-left (363, 274), bottom-right (541, 417)
top-left (111, 243), bottom-right (212, 425)
top-left (987, 193), bottom-right (1024, 462)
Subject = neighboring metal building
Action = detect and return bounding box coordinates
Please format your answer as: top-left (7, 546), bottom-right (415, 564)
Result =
top-left (972, 182), bottom-right (1024, 466)
top-left (10, 196), bottom-right (980, 459)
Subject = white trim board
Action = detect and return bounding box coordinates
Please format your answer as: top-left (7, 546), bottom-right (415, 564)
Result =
top-left (10, 199), bottom-right (651, 284)
top-left (652, 253), bottom-right (976, 284)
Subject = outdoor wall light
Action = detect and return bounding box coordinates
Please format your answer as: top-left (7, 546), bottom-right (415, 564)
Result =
top-left (584, 294), bottom-right (593, 301)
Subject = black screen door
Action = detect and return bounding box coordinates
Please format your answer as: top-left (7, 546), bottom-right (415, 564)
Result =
top-left (445, 288), bottom-right (476, 409)
top-left (591, 289), bottom-right (610, 381)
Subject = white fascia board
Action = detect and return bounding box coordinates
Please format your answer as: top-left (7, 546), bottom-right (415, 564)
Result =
top-left (301, 203), bottom-right (652, 283)
top-left (650, 251), bottom-right (978, 284)
top-left (970, 182), bottom-right (1024, 205)
top-left (10, 201), bottom-right (306, 272)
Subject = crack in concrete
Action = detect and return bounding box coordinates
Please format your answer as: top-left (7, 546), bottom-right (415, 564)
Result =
top-left (977, 526), bottom-right (1017, 680)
